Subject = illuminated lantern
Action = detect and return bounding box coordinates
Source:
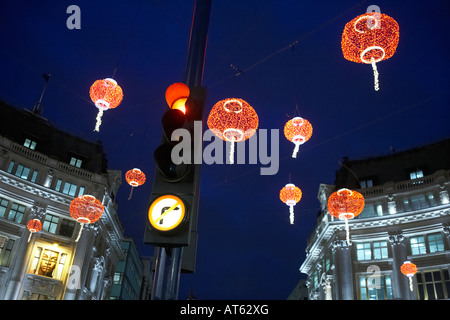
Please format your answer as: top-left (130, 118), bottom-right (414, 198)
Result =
top-left (89, 78), bottom-right (123, 132)
top-left (341, 12), bottom-right (399, 91)
top-left (26, 219), bottom-right (42, 243)
top-left (69, 195), bottom-right (104, 241)
top-left (401, 261), bottom-right (418, 292)
top-left (327, 188), bottom-right (364, 245)
top-left (165, 82), bottom-right (190, 114)
top-left (207, 98), bottom-right (259, 164)
top-left (125, 168), bottom-right (146, 200)
top-left (284, 117), bottom-right (313, 158)
top-left (279, 183), bottom-right (302, 224)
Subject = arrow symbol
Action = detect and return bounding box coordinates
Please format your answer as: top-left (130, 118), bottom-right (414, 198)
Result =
top-left (155, 201), bottom-right (180, 224)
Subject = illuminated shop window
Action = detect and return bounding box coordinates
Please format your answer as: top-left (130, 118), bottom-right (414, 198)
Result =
top-left (29, 246), bottom-right (67, 280)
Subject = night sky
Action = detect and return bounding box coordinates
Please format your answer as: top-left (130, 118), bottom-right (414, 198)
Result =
top-left (0, 0), bottom-right (449, 300)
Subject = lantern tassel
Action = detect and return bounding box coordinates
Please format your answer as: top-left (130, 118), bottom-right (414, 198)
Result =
top-left (371, 57), bottom-right (379, 91)
top-left (128, 186), bottom-right (134, 200)
top-left (289, 205), bottom-right (295, 224)
top-left (409, 277), bottom-right (413, 292)
top-left (75, 223), bottom-right (84, 242)
top-left (229, 138), bottom-right (235, 164)
top-left (28, 232), bottom-right (32, 243)
top-left (344, 217), bottom-right (351, 245)
top-left (292, 142), bottom-right (300, 158)
top-left (94, 109), bottom-right (104, 132)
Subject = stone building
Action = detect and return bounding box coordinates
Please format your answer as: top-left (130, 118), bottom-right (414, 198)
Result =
top-left (300, 138), bottom-right (450, 300)
top-left (0, 101), bottom-right (125, 299)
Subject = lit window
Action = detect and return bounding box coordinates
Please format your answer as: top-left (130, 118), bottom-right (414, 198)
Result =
top-left (7, 161), bottom-right (14, 173)
top-left (29, 247), bottom-right (67, 280)
top-left (42, 214), bottom-right (59, 234)
top-left (24, 139), bottom-right (37, 150)
top-left (62, 182), bottom-right (78, 196)
top-left (357, 242), bottom-right (372, 260)
top-left (113, 272), bottom-right (123, 285)
top-left (0, 198), bottom-right (9, 219)
top-left (8, 203), bottom-right (25, 223)
top-left (373, 241), bottom-right (389, 259)
top-left (55, 179), bottom-right (62, 192)
top-left (410, 169), bottom-right (424, 180)
top-left (360, 275), bottom-right (393, 300)
top-left (428, 234), bottom-right (444, 253)
top-left (70, 157), bottom-right (82, 168)
top-left (410, 236), bottom-right (426, 255)
top-left (15, 165), bottom-right (30, 180)
top-left (31, 170), bottom-right (38, 183)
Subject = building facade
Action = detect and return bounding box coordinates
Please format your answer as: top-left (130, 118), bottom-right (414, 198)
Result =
top-left (110, 238), bottom-right (149, 300)
top-left (0, 101), bottom-right (126, 300)
top-left (300, 139), bottom-right (450, 300)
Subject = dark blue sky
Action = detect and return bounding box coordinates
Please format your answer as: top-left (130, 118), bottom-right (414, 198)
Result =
top-left (0, 0), bottom-right (449, 299)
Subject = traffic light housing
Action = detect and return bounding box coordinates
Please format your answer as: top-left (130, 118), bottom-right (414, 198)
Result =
top-left (144, 84), bottom-right (205, 247)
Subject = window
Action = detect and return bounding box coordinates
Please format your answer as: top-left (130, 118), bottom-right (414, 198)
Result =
top-left (410, 194), bottom-right (427, 210)
top-left (360, 275), bottom-right (393, 300)
top-left (7, 161), bottom-right (14, 173)
top-left (29, 247), bottom-right (67, 280)
top-left (373, 241), bottom-right (389, 259)
top-left (417, 270), bottom-right (450, 300)
top-left (42, 214), bottom-right (59, 234)
top-left (0, 198), bottom-right (9, 218)
top-left (0, 236), bottom-right (14, 267)
top-left (357, 242), bottom-right (372, 260)
top-left (24, 139), bottom-right (37, 150)
top-left (70, 157), bottom-right (82, 168)
top-left (113, 272), bottom-right (123, 285)
top-left (361, 179), bottom-right (373, 188)
top-left (410, 169), bottom-right (423, 180)
top-left (55, 179), bottom-right (62, 192)
top-left (62, 182), bottom-right (78, 196)
top-left (78, 186), bottom-right (85, 196)
top-left (8, 203), bottom-right (26, 223)
top-left (428, 234), bottom-right (445, 253)
top-left (359, 204), bottom-right (382, 219)
top-left (15, 165), bottom-right (30, 180)
top-left (410, 236), bottom-right (426, 255)
top-left (59, 219), bottom-right (75, 238)
top-left (31, 170), bottom-right (38, 183)
top-left (410, 234), bottom-right (445, 255)
top-left (356, 241), bottom-right (388, 260)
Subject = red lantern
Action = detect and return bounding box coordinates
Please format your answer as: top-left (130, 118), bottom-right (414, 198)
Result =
top-left (26, 219), bottom-right (42, 243)
top-left (125, 168), bottom-right (146, 200)
top-left (279, 183), bottom-right (302, 224)
top-left (341, 12), bottom-right (399, 91)
top-left (327, 188), bottom-right (364, 245)
top-left (89, 78), bottom-right (123, 132)
top-left (401, 261), bottom-right (418, 292)
top-left (284, 117), bottom-right (313, 158)
top-left (207, 98), bottom-right (259, 164)
top-left (165, 82), bottom-right (190, 114)
top-left (69, 195), bottom-right (104, 241)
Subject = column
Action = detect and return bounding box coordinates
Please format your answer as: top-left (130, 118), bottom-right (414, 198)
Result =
top-left (63, 224), bottom-right (98, 300)
top-left (388, 233), bottom-right (414, 299)
top-left (332, 239), bottom-right (354, 300)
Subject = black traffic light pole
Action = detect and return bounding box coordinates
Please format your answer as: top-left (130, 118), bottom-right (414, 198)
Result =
top-left (151, 0), bottom-right (211, 300)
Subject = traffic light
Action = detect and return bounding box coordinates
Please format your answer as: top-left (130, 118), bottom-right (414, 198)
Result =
top-left (144, 83), bottom-right (206, 247)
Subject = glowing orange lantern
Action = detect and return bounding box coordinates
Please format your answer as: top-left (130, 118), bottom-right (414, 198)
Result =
top-left (69, 195), bottom-right (104, 241)
top-left (327, 188), bottom-right (364, 245)
top-left (207, 98), bottom-right (259, 164)
top-left (89, 78), bottom-right (123, 131)
top-left (341, 12), bottom-right (399, 91)
top-left (27, 219), bottom-right (42, 243)
top-left (284, 117), bottom-right (313, 158)
top-left (165, 82), bottom-right (190, 114)
top-left (279, 183), bottom-right (302, 224)
top-left (401, 261), bottom-right (418, 292)
top-left (125, 168), bottom-right (146, 200)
